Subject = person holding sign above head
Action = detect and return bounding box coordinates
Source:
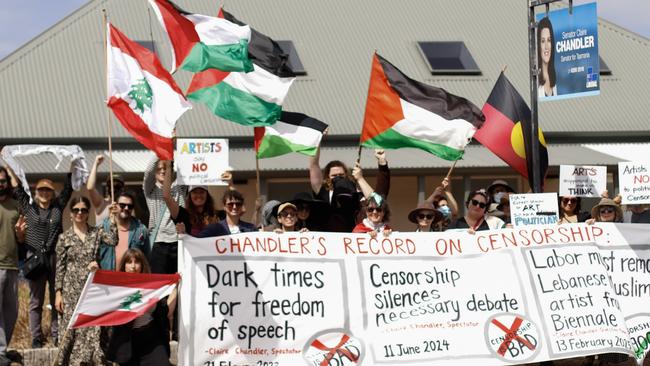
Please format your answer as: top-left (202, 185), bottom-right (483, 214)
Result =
top-left (274, 202), bottom-right (309, 233)
top-left (557, 196), bottom-right (590, 224)
top-left (353, 193), bottom-right (392, 238)
top-left (448, 190), bottom-right (505, 233)
top-left (408, 200), bottom-right (443, 232)
top-left (537, 16), bottom-right (557, 97)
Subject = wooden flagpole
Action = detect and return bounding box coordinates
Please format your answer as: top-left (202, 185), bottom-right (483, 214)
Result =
top-left (255, 155), bottom-right (261, 199)
top-left (444, 159), bottom-right (458, 181)
top-left (103, 10), bottom-right (115, 203)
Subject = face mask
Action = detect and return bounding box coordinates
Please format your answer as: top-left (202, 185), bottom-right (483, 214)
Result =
top-left (493, 192), bottom-right (506, 205)
top-left (438, 205), bottom-right (451, 219)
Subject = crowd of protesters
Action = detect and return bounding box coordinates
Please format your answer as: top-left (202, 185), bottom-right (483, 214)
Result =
top-left (0, 150), bottom-right (649, 366)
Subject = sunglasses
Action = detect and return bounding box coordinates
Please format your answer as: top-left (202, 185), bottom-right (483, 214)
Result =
top-left (562, 198), bottom-right (577, 204)
top-left (278, 211), bottom-right (296, 218)
top-left (118, 203), bottom-right (134, 210)
top-left (599, 207), bottom-right (615, 214)
top-left (71, 207), bottom-right (89, 214)
top-left (470, 199), bottom-right (487, 209)
top-left (417, 213), bottom-right (434, 220)
top-left (225, 201), bottom-right (243, 208)
top-left (367, 207), bottom-right (384, 213)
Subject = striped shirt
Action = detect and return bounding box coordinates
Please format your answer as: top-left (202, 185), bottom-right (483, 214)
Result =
top-left (14, 174), bottom-right (73, 254)
top-left (143, 158), bottom-right (186, 243)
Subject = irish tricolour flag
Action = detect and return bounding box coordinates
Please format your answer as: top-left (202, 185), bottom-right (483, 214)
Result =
top-left (254, 111), bottom-right (328, 158)
top-left (148, 0), bottom-right (253, 73)
top-left (69, 270), bottom-right (179, 329)
top-left (107, 23), bottom-right (191, 160)
top-left (360, 53), bottom-right (485, 161)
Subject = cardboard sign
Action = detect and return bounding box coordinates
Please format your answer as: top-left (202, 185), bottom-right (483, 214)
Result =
top-left (536, 3), bottom-right (600, 101)
top-left (510, 193), bottom-right (559, 227)
top-left (559, 165), bottom-right (606, 197)
top-left (175, 138), bottom-right (229, 185)
top-left (619, 162), bottom-right (650, 205)
top-left (178, 223), bottom-right (650, 365)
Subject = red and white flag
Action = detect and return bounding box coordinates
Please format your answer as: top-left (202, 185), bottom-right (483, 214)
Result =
top-left (107, 23), bottom-right (191, 160)
top-left (69, 270), bottom-right (180, 329)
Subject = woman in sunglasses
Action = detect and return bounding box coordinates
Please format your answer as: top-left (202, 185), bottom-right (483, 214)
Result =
top-left (353, 194), bottom-right (391, 238)
top-left (557, 196), bottom-right (590, 224)
top-left (274, 202), bottom-right (309, 233)
top-left (448, 190), bottom-right (505, 232)
top-left (587, 197), bottom-right (624, 224)
top-left (54, 197), bottom-right (118, 365)
top-left (408, 201), bottom-right (443, 232)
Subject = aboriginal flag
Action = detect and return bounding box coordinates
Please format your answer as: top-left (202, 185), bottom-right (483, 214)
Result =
top-left (473, 73), bottom-right (548, 188)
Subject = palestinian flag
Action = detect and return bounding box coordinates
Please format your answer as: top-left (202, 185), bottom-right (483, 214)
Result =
top-left (254, 111), bottom-right (328, 158)
top-left (360, 53), bottom-right (484, 161)
top-left (148, 0), bottom-right (253, 73)
top-left (473, 72), bottom-right (548, 187)
top-left (69, 270), bottom-right (179, 329)
top-left (107, 23), bottom-right (191, 160)
top-left (186, 9), bottom-right (295, 127)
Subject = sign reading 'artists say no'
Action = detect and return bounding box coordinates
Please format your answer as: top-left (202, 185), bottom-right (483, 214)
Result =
top-left (619, 161), bottom-right (650, 205)
top-left (179, 223), bottom-right (650, 366)
top-left (175, 138), bottom-right (229, 185)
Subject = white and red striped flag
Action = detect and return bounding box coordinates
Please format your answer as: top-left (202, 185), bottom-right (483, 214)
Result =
top-left (69, 270), bottom-right (180, 329)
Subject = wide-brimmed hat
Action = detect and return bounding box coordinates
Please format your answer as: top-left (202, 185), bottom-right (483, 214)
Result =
top-left (591, 198), bottom-right (623, 222)
top-left (408, 201), bottom-right (443, 224)
top-left (291, 191), bottom-right (328, 210)
top-left (261, 200), bottom-right (280, 226)
top-left (487, 179), bottom-right (515, 194)
top-left (332, 177), bottom-right (356, 198)
top-left (35, 179), bottom-right (55, 191)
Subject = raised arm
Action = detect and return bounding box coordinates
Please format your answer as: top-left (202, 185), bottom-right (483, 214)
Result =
top-left (162, 160), bottom-right (180, 220)
top-left (5, 165), bottom-right (29, 211)
top-left (440, 178), bottom-right (459, 218)
top-left (352, 163), bottom-right (374, 199)
top-left (309, 147), bottom-right (324, 195)
top-left (373, 150), bottom-right (390, 197)
top-left (87, 155), bottom-right (105, 208)
top-left (143, 156), bottom-right (158, 198)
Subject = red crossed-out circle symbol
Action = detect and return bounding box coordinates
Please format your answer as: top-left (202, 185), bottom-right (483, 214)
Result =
top-left (491, 316), bottom-right (536, 356)
top-left (310, 334), bottom-right (360, 366)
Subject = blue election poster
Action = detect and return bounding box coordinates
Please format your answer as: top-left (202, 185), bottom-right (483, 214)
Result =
top-left (535, 3), bottom-right (600, 101)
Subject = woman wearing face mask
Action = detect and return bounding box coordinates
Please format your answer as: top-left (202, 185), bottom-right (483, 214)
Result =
top-left (448, 190), bottom-right (505, 232)
top-left (486, 180), bottom-right (515, 219)
top-left (106, 249), bottom-right (175, 366)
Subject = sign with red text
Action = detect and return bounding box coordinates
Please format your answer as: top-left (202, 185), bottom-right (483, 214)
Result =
top-left (619, 162), bottom-right (650, 205)
top-left (175, 138), bottom-right (229, 185)
top-left (178, 223), bottom-right (650, 366)
top-left (559, 165), bottom-right (606, 197)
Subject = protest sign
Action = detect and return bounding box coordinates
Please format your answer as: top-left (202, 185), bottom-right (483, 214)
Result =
top-left (619, 162), bottom-right (650, 205)
top-left (178, 223), bottom-right (650, 365)
top-left (175, 138), bottom-right (229, 185)
top-left (559, 165), bottom-right (606, 197)
top-left (536, 2), bottom-right (600, 101)
top-left (510, 193), bottom-right (559, 227)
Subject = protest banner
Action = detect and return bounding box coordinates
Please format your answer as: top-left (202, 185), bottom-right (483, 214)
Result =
top-left (510, 193), bottom-right (559, 227)
top-left (536, 2), bottom-right (600, 101)
top-left (178, 223), bottom-right (650, 365)
top-left (175, 138), bottom-right (229, 185)
top-left (619, 162), bottom-right (650, 205)
top-left (559, 165), bottom-right (606, 198)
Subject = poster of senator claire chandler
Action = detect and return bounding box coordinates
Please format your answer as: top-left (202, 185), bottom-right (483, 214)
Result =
top-left (536, 2), bottom-right (600, 101)
top-left (177, 223), bottom-right (650, 366)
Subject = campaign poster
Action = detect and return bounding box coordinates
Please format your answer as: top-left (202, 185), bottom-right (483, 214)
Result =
top-left (536, 2), bottom-right (600, 101)
top-left (510, 193), bottom-right (559, 227)
top-left (618, 162), bottom-right (650, 205)
top-left (175, 138), bottom-right (229, 185)
top-left (559, 165), bottom-right (607, 198)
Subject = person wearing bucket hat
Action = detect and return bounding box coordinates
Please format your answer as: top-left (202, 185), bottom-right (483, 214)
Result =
top-left (408, 201), bottom-right (443, 232)
top-left (274, 202), bottom-right (308, 233)
top-left (486, 179), bottom-right (515, 218)
top-left (587, 196), bottom-right (624, 224)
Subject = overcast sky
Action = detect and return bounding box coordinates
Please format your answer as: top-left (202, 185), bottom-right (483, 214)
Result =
top-left (1, 0), bottom-right (649, 59)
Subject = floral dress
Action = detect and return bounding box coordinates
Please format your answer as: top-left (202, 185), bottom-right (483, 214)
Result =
top-left (55, 224), bottom-right (116, 366)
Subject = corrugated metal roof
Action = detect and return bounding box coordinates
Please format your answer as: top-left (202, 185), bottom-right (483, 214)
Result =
top-left (1, 0), bottom-right (649, 142)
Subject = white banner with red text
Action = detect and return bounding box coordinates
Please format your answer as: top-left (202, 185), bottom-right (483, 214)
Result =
top-left (178, 223), bottom-right (650, 366)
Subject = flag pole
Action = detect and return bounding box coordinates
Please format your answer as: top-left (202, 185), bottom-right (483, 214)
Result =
top-left (103, 9), bottom-right (115, 203)
top-left (356, 145), bottom-right (362, 165)
top-left (445, 159), bottom-right (458, 181)
top-left (255, 155), bottom-right (261, 199)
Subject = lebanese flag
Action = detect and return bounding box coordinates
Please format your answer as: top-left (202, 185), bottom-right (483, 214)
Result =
top-left (69, 270), bottom-right (180, 329)
top-left (107, 23), bottom-right (191, 160)
top-left (148, 0), bottom-right (253, 73)
top-left (360, 53), bottom-right (484, 161)
top-left (254, 111), bottom-right (328, 159)
top-left (186, 9), bottom-right (295, 127)
top-left (473, 72), bottom-right (548, 186)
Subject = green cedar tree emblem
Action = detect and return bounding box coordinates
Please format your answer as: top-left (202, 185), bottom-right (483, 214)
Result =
top-left (128, 78), bottom-right (153, 114)
top-left (119, 290), bottom-right (143, 310)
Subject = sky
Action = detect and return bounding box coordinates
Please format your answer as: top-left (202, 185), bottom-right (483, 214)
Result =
top-left (0, 0), bottom-right (649, 59)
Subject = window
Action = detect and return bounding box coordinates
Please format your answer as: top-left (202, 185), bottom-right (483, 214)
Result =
top-left (417, 41), bottom-right (481, 75)
top-left (277, 40), bottom-right (307, 76)
top-left (599, 56), bottom-right (611, 75)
